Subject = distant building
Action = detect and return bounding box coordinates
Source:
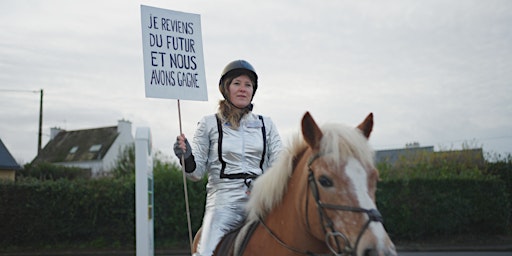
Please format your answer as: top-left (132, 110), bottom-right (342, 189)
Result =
top-left (375, 142), bottom-right (484, 167)
top-left (32, 120), bottom-right (134, 176)
top-left (0, 139), bottom-right (22, 181)
top-left (375, 143), bottom-right (434, 165)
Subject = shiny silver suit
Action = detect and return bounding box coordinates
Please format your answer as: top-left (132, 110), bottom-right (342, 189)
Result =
top-left (186, 113), bottom-right (282, 256)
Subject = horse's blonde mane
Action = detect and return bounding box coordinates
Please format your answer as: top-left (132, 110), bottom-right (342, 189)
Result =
top-left (246, 122), bottom-right (375, 221)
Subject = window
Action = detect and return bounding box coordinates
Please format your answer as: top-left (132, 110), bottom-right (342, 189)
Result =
top-left (89, 144), bottom-right (102, 152)
top-left (69, 146), bottom-right (78, 154)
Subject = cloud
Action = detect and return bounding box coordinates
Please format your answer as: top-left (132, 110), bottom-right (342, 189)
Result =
top-left (0, 0), bottom-right (511, 164)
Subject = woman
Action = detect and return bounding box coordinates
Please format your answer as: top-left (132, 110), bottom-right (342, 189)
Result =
top-left (174, 60), bottom-right (282, 256)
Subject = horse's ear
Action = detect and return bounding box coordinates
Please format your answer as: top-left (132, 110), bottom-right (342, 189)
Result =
top-left (357, 113), bottom-right (373, 139)
top-left (302, 112), bottom-right (323, 151)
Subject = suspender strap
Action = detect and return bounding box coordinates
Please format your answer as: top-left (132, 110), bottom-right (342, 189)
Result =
top-left (258, 115), bottom-right (266, 169)
top-left (215, 114), bottom-right (228, 175)
top-left (215, 114), bottom-right (267, 180)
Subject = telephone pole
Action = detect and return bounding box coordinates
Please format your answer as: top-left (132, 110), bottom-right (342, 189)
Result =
top-left (0, 88), bottom-right (44, 155)
top-left (38, 89), bottom-right (43, 154)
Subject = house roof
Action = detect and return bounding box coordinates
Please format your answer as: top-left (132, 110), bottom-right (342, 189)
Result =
top-left (0, 139), bottom-right (22, 170)
top-left (32, 126), bottom-right (119, 164)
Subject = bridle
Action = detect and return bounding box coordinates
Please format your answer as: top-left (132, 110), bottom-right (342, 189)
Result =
top-left (258, 153), bottom-right (384, 256)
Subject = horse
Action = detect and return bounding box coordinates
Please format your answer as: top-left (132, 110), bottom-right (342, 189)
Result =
top-left (192, 112), bottom-right (397, 256)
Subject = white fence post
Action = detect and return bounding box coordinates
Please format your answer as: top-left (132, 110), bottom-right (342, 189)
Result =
top-left (135, 127), bottom-right (154, 256)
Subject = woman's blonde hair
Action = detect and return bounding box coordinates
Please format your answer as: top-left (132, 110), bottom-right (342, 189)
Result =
top-left (217, 73), bottom-right (254, 129)
top-left (217, 100), bottom-right (250, 129)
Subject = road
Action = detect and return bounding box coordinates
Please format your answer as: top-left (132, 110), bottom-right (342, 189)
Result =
top-left (163, 252), bottom-right (512, 256)
top-left (399, 252), bottom-right (511, 256)
top-left (161, 252), bottom-right (511, 256)
top-left (1, 250), bottom-right (510, 256)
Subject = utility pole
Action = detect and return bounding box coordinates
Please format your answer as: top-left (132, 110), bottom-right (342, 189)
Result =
top-left (0, 88), bottom-right (43, 157)
top-left (38, 89), bottom-right (43, 154)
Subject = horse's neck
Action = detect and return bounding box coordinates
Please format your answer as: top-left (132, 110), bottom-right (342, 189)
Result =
top-left (246, 166), bottom-right (328, 255)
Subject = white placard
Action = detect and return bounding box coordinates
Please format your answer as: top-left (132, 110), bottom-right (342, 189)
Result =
top-left (141, 5), bottom-right (208, 101)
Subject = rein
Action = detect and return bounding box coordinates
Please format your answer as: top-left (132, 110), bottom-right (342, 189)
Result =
top-left (258, 216), bottom-right (325, 256)
top-left (259, 153), bottom-right (384, 256)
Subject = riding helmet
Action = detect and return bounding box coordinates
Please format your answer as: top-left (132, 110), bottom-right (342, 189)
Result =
top-left (218, 60), bottom-right (258, 99)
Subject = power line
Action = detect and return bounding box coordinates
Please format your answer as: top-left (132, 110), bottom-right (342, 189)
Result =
top-left (0, 88), bottom-right (40, 93)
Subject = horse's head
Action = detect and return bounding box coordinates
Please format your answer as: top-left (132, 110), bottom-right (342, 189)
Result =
top-left (301, 112), bottom-right (396, 256)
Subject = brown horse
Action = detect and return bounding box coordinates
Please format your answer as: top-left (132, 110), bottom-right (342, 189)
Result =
top-left (193, 112), bottom-right (397, 256)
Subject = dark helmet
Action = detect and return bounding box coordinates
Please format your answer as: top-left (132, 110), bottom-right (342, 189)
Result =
top-left (218, 60), bottom-right (258, 99)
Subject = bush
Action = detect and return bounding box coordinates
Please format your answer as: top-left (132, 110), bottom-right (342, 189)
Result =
top-left (18, 162), bottom-right (91, 181)
top-left (0, 177), bottom-right (134, 248)
top-left (378, 149), bottom-right (487, 181)
top-left (377, 177), bottom-right (510, 240)
top-left (1, 148), bottom-right (510, 250)
top-left (376, 150), bottom-right (511, 240)
top-left (0, 159), bottom-right (206, 251)
top-left (484, 153), bottom-right (512, 226)
top-left (153, 160), bottom-right (206, 247)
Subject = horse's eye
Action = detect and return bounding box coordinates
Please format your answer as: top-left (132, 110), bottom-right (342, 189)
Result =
top-left (318, 175), bottom-right (333, 187)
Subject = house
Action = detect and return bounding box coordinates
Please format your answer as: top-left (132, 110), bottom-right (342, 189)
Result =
top-left (32, 120), bottom-right (134, 176)
top-left (0, 139), bottom-right (22, 181)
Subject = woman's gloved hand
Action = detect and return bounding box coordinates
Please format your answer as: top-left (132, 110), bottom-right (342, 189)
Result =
top-left (173, 134), bottom-right (192, 159)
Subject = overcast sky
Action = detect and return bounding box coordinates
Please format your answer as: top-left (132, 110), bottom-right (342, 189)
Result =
top-left (1, 0), bottom-right (511, 164)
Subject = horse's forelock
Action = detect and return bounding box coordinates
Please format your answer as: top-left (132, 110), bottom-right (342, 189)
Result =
top-left (320, 123), bottom-right (375, 170)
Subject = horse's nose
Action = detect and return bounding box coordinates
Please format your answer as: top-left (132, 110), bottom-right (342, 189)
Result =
top-left (360, 236), bottom-right (397, 256)
top-left (363, 248), bottom-right (377, 256)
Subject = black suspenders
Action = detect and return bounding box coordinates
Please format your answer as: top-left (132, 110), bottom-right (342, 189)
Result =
top-left (258, 115), bottom-right (267, 170)
top-left (215, 114), bottom-right (267, 180)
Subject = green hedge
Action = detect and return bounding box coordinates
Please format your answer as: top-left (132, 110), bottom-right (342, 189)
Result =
top-left (0, 165), bottom-right (509, 250)
top-left (0, 162), bottom-right (206, 250)
top-left (377, 177), bottom-right (510, 240)
top-left (0, 178), bottom-right (135, 248)
top-left (152, 162), bottom-right (206, 247)
top-left (18, 162), bottom-right (92, 180)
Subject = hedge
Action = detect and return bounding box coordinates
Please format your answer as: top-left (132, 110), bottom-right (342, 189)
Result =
top-left (377, 177), bottom-right (510, 240)
top-left (0, 167), bottom-right (509, 250)
top-left (152, 164), bottom-right (206, 246)
top-left (0, 178), bottom-right (136, 248)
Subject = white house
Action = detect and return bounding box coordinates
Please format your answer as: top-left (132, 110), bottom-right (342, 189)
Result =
top-left (32, 120), bottom-right (134, 176)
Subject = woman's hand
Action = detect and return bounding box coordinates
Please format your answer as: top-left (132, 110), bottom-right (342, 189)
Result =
top-left (173, 134), bottom-right (192, 159)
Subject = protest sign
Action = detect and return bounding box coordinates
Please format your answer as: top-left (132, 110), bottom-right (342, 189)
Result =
top-left (141, 5), bottom-right (208, 101)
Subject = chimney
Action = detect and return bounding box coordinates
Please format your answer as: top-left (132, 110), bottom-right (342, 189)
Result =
top-left (50, 127), bottom-right (64, 140)
top-left (117, 119), bottom-right (132, 137)
top-left (405, 142), bottom-right (420, 149)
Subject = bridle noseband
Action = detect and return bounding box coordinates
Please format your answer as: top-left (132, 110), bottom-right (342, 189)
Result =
top-left (259, 153), bottom-right (384, 256)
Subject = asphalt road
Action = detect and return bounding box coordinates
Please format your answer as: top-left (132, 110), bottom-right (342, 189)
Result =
top-left (160, 251), bottom-right (512, 256)
top-left (158, 251), bottom-right (512, 256)
top-left (399, 252), bottom-right (512, 256)
top-left (1, 252), bottom-right (511, 256)
top-left (163, 253), bottom-right (512, 256)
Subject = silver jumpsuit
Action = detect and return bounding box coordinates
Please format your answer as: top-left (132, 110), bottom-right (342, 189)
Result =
top-left (186, 112), bottom-right (282, 256)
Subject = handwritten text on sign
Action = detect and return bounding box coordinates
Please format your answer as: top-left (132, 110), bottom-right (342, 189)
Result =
top-left (141, 5), bottom-right (207, 101)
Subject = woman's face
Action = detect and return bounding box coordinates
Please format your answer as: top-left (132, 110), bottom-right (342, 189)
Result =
top-left (228, 74), bottom-right (254, 108)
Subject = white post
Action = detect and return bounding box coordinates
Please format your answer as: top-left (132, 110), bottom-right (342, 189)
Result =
top-left (135, 127), bottom-right (154, 256)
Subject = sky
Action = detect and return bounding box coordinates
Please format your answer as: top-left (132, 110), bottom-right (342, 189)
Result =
top-left (1, 0), bottom-right (511, 165)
